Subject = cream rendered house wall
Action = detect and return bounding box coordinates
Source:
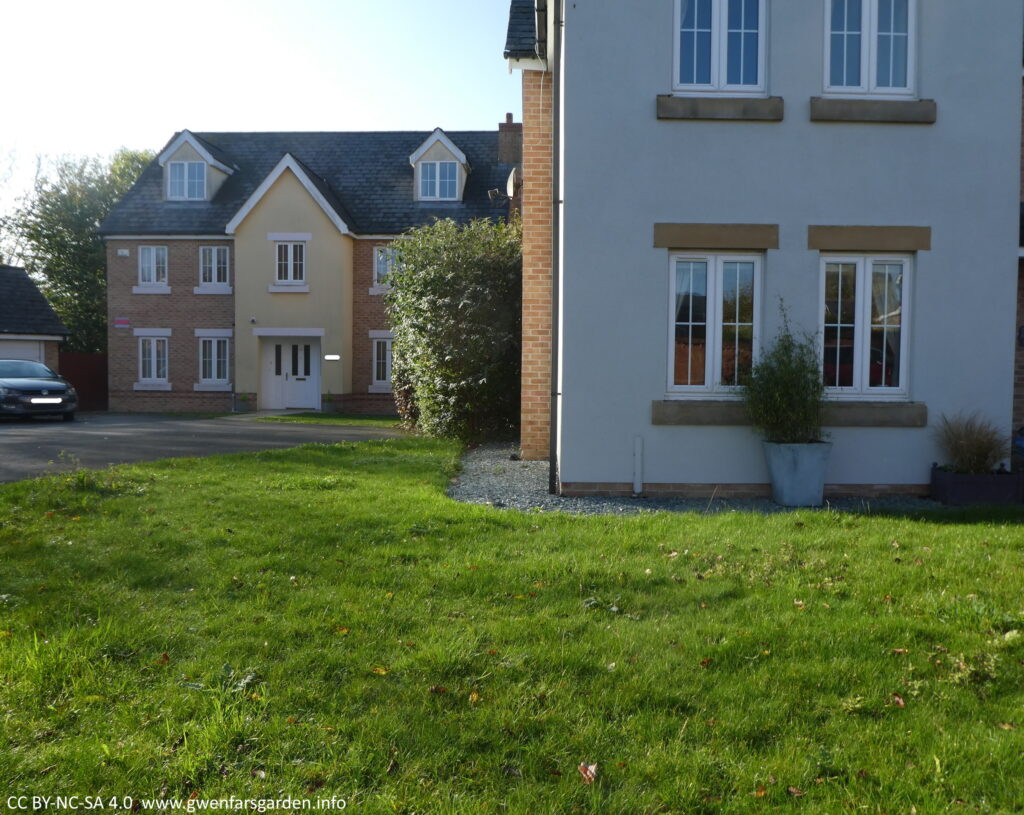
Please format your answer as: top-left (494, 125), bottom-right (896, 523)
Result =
top-left (232, 168), bottom-right (353, 400)
top-left (163, 142), bottom-right (230, 199)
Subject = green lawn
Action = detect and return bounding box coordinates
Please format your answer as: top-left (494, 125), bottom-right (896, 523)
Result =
top-left (1, 438), bottom-right (1023, 813)
top-left (255, 412), bottom-right (401, 429)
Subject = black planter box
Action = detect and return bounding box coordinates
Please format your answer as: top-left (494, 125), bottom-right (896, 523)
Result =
top-left (930, 465), bottom-right (1023, 506)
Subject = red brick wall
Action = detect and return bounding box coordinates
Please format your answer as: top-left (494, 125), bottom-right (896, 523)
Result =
top-left (344, 239), bottom-right (398, 415)
top-left (520, 69), bottom-right (554, 460)
top-left (106, 240), bottom-right (234, 413)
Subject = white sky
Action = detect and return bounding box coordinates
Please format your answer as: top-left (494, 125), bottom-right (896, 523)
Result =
top-left (0, 0), bottom-right (521, 213)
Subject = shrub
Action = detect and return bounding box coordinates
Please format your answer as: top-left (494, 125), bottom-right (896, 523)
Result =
top-left (933, 412), bottom-right (1009, 474)
top-left (385, 216), bottom-right (522, 440)
top-left (742, 311), bottom-right (824, 444)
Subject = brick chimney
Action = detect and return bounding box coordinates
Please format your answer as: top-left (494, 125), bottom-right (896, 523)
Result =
top-left (498, 112), bottom-right (523, 163)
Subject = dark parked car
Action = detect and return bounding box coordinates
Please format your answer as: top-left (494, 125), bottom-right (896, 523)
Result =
top-left (0, 359), bottom-right (78, 421)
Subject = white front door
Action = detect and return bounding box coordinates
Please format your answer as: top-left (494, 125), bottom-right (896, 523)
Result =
top-left (260, 339), bottom-right (320, 410)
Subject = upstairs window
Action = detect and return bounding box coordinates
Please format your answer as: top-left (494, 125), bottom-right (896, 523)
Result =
top-left (374, 247), bottom-right (397, 286)
top-left (276, 242), bottom-right (305, 284)
top-left (200, 246), bottom-right (229, 286)
top-left (139, 246), bottom-right (168, 285)
top-left (825, 0), bottom-right (915, 97)
top-left (674, 0), bottom-right (766, 95)
top-left (420, 161), bottom-right (459, 200)
top-left (168, 161), bottom-right (206, 200)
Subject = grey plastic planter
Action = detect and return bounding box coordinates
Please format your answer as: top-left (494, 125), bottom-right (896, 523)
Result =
top-left (762, 442), bottom-right (833, 507)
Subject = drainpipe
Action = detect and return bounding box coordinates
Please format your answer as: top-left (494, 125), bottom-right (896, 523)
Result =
top-left (548, 0), bottom-right (563, 495)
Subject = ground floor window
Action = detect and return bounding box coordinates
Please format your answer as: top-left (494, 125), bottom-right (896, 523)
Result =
top-left (821, 254), bottom-right (909, 396)
top-left (669, 252), bottom-right (761, 393)
top-left (372, 337), bottom-right (393, 391)
top-left (139, 337), bottom-right (168, 382)
top-left (199, 337), bottom-right (230, 383)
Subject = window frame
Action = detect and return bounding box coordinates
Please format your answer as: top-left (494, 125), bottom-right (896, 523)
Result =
top-left (666, 251), bottom-right (763, 397)
top-left (418, 161), bottom-right (460, 200)
top-left (819, 253), bottom-right (912, 401)
top-left (373, 246), bottom-right (397, 287)
top-left (199, 246), bottom-right (230, 287)
top-left (672, 0), bottom-right (768, 97)
top-left (199, 337), bottom-right (230, 385)
top-left (275, 242), bottom-right (306, 284)
top-left (823, 0), bottom-right (917, 99)
top-left (138, 336), bottom-right (168, 384)
top-left (167, 161), bottom-right (207, 200)
top-left (138, 245), bottom-right (168, 286)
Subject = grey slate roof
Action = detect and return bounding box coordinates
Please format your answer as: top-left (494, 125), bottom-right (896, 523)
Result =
top-left (0, 265), bottom-right (68, 337)
top-left (505, 0), bottom-right (539, 59)
top-left (101, 130), bottom-right (517, 237)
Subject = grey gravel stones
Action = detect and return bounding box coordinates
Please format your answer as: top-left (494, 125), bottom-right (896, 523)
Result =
top-left (447, 442), bottom-right (943, 516)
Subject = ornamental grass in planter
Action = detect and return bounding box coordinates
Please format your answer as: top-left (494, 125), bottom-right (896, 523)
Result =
top-left (742, 315), bottom-right (830, 507)
top-left (931, 412), bottom-right (1020, 505)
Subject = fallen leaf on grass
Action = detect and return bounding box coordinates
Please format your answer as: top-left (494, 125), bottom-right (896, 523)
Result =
top-left (333, 626), bottom-right (350, 635)
top-left (700, 657), bottom-right (713, 668)
top-left (251, 769), bottom-right (266, 779)
top-left (787, 786), bottom-right (805, 797)
top-left (429, 685), bottom-right (448, 694)
top-left (892, 648), bottom-right (909, 655)
top-left (578, 763), bottom-right (598, 784)
top-left (891, 693), bottom-right (906, 708)
top-left (997, 722), bottom-right (1017, 730)
top-left (387, 758), bottom-right (400, 775)
top-left (469, 690), bottom-right (481, 705)
top-left (154, 652), bottom-right (169, 665)
top-left (372, 666), bottom-right (389, 676)
top-left (754, 786), bottom-right (767, 798)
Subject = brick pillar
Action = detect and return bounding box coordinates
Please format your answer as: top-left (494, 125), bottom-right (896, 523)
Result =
top-left (520, 69), bottom-right (554, 460)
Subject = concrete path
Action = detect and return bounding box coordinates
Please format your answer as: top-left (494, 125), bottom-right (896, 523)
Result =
top-left (0, 412), bottom-right (403, 483)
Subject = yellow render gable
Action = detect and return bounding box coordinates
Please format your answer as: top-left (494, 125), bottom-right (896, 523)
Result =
top-left (232, 166), bottom-right (354, 403)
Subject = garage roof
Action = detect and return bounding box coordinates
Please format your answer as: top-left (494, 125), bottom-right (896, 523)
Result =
top-left (0, 265), bottom-right (68, 337)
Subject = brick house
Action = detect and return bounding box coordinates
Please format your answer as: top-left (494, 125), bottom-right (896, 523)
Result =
top-left (507, 1), bottom-right (1022, 496)
top-left (100, 123), bottom-right (521, 413)
top-left (0, 264), bottom-right (67, 369)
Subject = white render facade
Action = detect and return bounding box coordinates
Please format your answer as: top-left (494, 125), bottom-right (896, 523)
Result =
top-left (552, 1), bottom-right (1022, 494)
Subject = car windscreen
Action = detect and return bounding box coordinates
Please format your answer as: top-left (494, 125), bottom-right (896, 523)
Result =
top-left (0, 360), bottom-right (57, 378)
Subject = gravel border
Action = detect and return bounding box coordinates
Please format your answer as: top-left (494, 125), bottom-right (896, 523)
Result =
top-left (447, 442), bottom-right (946, 516)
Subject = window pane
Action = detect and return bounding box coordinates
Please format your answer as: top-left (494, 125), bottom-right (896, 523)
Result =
top-left (140, 247), bottom-right (152, 283)
top-left (141, 339), bottom-right (152, 379)
top-left (375, 340), bottom-right (388, 382)
top-left (216, 340), bottom-right (228, 381)
top-left (830, 0), bottom-right (862, 87)
top-left (277, 244), bottom-right (289, 281)
top-left (293, 244), bottom-right (304, 281)
top-left (275, 344), bottom-right (282, 376)
top-left (679, 0), bottom-right (712, 85)
top-left (727, 0), bottom-right (759, 86)
top-left (187, 162), bottom-right (204, 199)
top-left (869, 263), bottom-right (902, 387)
top-left (823, 263), bottom-right (857, 387)
top-left (169, 163), bottom-right (185, 198)
top-left (440, 162), bottom-right (458, 198)
top-left (291, 344), bottom-right (299, 377)
top-left (876, 0), bottom-right (908, 88)
top-left (696, 31), bottom-right (712, 84)
top-left (303, 344), bottom-right (311, 377)
top-left (674, 260), bottom-right (708, 386)
top-left (201, 339), bottom-right (212, 380)
top-left (156, 340), bottom-right (167, 380)
top-left (421, 162), bottom-right (436, 197)
top-left (216, 247), bottom-right (228, 283)
top-left (720, 261), bottom-right (755, 386)
top-left (155, 247), bottom-right (167, 283)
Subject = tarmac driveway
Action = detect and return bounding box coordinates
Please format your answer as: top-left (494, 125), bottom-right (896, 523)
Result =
top-left (0, 413), bottom-right (404, 483)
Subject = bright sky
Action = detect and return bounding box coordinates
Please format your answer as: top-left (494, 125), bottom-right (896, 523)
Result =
top-left (0, 0), bottom-right (520, 213)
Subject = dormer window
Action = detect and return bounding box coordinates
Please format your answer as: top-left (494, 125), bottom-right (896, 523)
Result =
top-left (419, 161), bottom-right (459, 200)
top-left (168, 161), bottom-right (206, 200)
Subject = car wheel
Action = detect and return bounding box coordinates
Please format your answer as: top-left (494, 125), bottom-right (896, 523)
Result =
top-left (62, 412), bottom-right (76, 422)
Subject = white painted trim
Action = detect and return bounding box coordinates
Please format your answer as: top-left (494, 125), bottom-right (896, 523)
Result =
top-left (268, 284), bottom-right (311, 293)
top-left (267, 232), bottom-right (313, 241)
top-left (132, 285), bottom-right (171, 295)
top-left (166, 160), bottom-right (207, 201)
top-left (671, 0), bottom-right (768, 97)
top-left (198, 245), bottom-right (231, 288)
top-left (408, 128), bottom-right (468, 166)
top-left (193, 383), bottom-right (232, 392)
top-left (105, 235), bottom-right (233, 241)
top-left (194, 328), bottom-right (233, 338)
top-left (158, 130), bottom-right (234, 174)
top-left (368, 286), bottom-right (389, 296)
top-left (0, 334), bottom-right (64, 342)
top-left (354, 234), bottom-right (401, 240)
top-left (415, 160), bottom-right (462, 201)
top-left (133, 382), bottom-right (172, 391)
top-left (225, 154), bottom-right (351, 235)
top-left (368, 330), bottom-right (394, 339)
top-left (133, 328), bottom-right (172, 337)
top-left (506, 57), bottom-right (548, 72)
top-left (193, 285), bottom-right (233, 295)
top-left (252, 328), bottom-right (325, 337)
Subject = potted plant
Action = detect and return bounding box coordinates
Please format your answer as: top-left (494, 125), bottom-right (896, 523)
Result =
top-left (742, 314), bottom-right (831, 507)
top-left (930, 413), bottom-right (1020, 505)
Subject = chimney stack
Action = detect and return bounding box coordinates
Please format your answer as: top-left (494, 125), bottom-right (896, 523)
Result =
top-left (498, 112), bottom-right (523, 163)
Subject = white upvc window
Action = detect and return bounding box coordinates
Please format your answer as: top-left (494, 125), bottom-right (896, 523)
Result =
top-left (199, 337), bottom-right (230, 384)
top-left (275, 242), bottom-right (305, 283)
top-left (820, 254), bottom-right (910, 399)
top-left (167, 161), bottom-right (206, 200)
top-left (374, 246), bottom-right (397, 286)
top-left (824, 0), bottom-right (916, 98)
top-left (372, 338), bottom-right (393, 391)
top-left (139, 337), bottom-right (168, 383)
top-left (419, 161), bottom-right (459, 200)
top-left (199, 246), bottom-right (230, 286)
top-left (673, 0), bottom-right (767, 95)
top-left (668, 252), bottom-right (761, 395)
top-left (138, 246), bottom-right (168, 285)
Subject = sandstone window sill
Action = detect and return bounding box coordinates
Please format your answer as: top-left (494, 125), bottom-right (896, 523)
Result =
top-left (657, 95), bottom-right (784, 121)
top-left (809, 97), bottom-right (937, 124)
top-left (132, 285), bottom-right (171, 295)
top-left (134, 382), bottom-right (172, 391)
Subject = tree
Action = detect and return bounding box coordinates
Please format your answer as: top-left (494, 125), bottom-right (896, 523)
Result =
top-left (386, 216), bottom-right (522, 440)
top-left (2, 149), bottom-right (153, 352)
